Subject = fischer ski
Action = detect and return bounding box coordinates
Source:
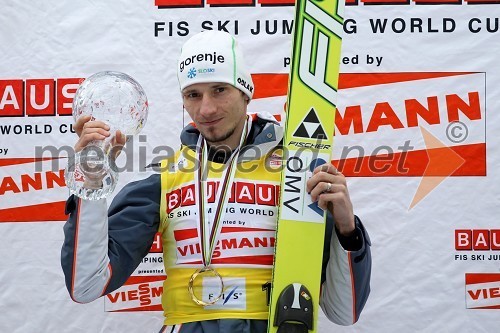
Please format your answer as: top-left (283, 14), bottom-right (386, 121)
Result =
top-left (268, 0), bottom-right (344, 332)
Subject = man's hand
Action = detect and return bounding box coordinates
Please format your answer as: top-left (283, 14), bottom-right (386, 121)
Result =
top-left (74, 115), bottom-right (126, 158)
top-left (306, 163), bottom-right (355, 236)
top-left (73, 116), bottom-right (127, 188)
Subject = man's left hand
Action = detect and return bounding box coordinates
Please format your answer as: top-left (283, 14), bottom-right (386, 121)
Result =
top-left (306, 163), bottom-right (355, 236)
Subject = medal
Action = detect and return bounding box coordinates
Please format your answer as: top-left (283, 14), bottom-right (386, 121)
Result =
top-left (188, 266), bottom-right (224, 306)
top-left (189, 116), bottom-right (250, 306)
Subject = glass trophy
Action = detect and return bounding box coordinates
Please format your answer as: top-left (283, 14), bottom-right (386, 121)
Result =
top-left (65, 71), bottom-right (148, 200)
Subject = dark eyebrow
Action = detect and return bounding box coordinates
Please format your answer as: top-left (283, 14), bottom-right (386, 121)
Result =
top-left (182, 88), bottom-right (198, 95)
top-left (212, 83), bottom-right (230, 89)
top-left (182, 83), bottom-right (230, 95)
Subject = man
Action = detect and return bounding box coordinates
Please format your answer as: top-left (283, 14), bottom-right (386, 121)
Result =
top-left (61, 30), bottom-right (371, 333)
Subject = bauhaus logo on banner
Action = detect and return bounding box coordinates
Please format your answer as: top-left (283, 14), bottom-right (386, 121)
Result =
top-left (166, 180), bottom-right (280, 214)
top-left (0, 76), bottom-right (104, 223)
top-left (454, 229), bottom-right (500, 262)
top-left (455, 229), bottom-right (500, 251)
top-left (0, 78), bottom-right (82, 117)
top-left (465, 273), bottom-right (500, 309)
top-left (0, 77), bottom-right (85, 223)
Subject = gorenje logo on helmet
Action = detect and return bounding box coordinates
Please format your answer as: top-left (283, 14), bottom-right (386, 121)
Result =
top-left (179, 52), bottom-right (225, 73)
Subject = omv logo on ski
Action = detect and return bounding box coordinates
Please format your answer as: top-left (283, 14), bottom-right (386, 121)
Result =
top-left (282, 153), bottom-right (330, 223)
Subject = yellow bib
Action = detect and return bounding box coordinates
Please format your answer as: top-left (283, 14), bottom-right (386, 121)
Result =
top-left (159, 146), bottom-right (281, 325)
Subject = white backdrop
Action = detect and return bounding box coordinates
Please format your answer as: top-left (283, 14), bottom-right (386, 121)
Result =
top-left (1, 1), bottom-right (500, 332)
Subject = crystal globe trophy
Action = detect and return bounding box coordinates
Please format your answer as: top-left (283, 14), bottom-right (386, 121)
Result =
top-left (65, 71), bottom-right (148, 200)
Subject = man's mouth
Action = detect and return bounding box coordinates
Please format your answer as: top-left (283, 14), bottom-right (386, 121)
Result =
top-left (201, 118), bottom-right (222, 126)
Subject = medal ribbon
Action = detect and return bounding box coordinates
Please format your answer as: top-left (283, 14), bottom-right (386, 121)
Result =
top-left (195, 115), bottom-right (251, 268)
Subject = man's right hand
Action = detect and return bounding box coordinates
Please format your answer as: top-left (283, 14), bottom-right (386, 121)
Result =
top-left (73, 116), bottom-right (127, 189)
top-left (74, 115), bottom-right (126, 158)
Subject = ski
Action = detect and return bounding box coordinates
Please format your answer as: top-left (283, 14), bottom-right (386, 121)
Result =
top-left (267, 0), bottom-right (345, 332)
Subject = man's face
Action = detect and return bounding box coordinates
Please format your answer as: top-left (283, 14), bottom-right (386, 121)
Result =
top-left (182, 82), bottom-right (248, 148)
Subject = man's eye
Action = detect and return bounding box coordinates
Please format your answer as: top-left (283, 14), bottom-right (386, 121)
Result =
top-left (215, 87), bottom-right (226, 93)
top-left (185, 93), bottom-right (198, 99)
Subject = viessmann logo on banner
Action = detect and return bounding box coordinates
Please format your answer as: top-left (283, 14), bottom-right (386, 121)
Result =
top-left (105, 278), bottom-right (164, 312)
top-left (465, 273), bottom-right (500, 309)
top-left (333, 72), bottom-right (486, 208)
top-left (173, 227), bottom-right (275, 266)
top-left (334, 72), bottom-right (486, 174)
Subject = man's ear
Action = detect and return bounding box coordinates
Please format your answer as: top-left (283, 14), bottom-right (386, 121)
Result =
top-left (242, 91), bottom-right (250, 104)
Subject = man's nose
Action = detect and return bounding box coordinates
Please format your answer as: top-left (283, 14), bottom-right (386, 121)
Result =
top-left (199, 94), bottom-right (217, 117)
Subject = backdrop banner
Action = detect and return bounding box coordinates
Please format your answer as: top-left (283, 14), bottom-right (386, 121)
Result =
top-left (1, 1), bottom-right (499, 332)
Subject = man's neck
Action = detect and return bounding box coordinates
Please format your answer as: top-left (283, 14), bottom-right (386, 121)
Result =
top-left (207, 145), bottom-right (233, 164)
top-left (206, 117), bottom-right (247, 163)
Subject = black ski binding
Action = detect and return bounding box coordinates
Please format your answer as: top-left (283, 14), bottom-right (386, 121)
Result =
top-left (274, 283), bottom-right (313, 333)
